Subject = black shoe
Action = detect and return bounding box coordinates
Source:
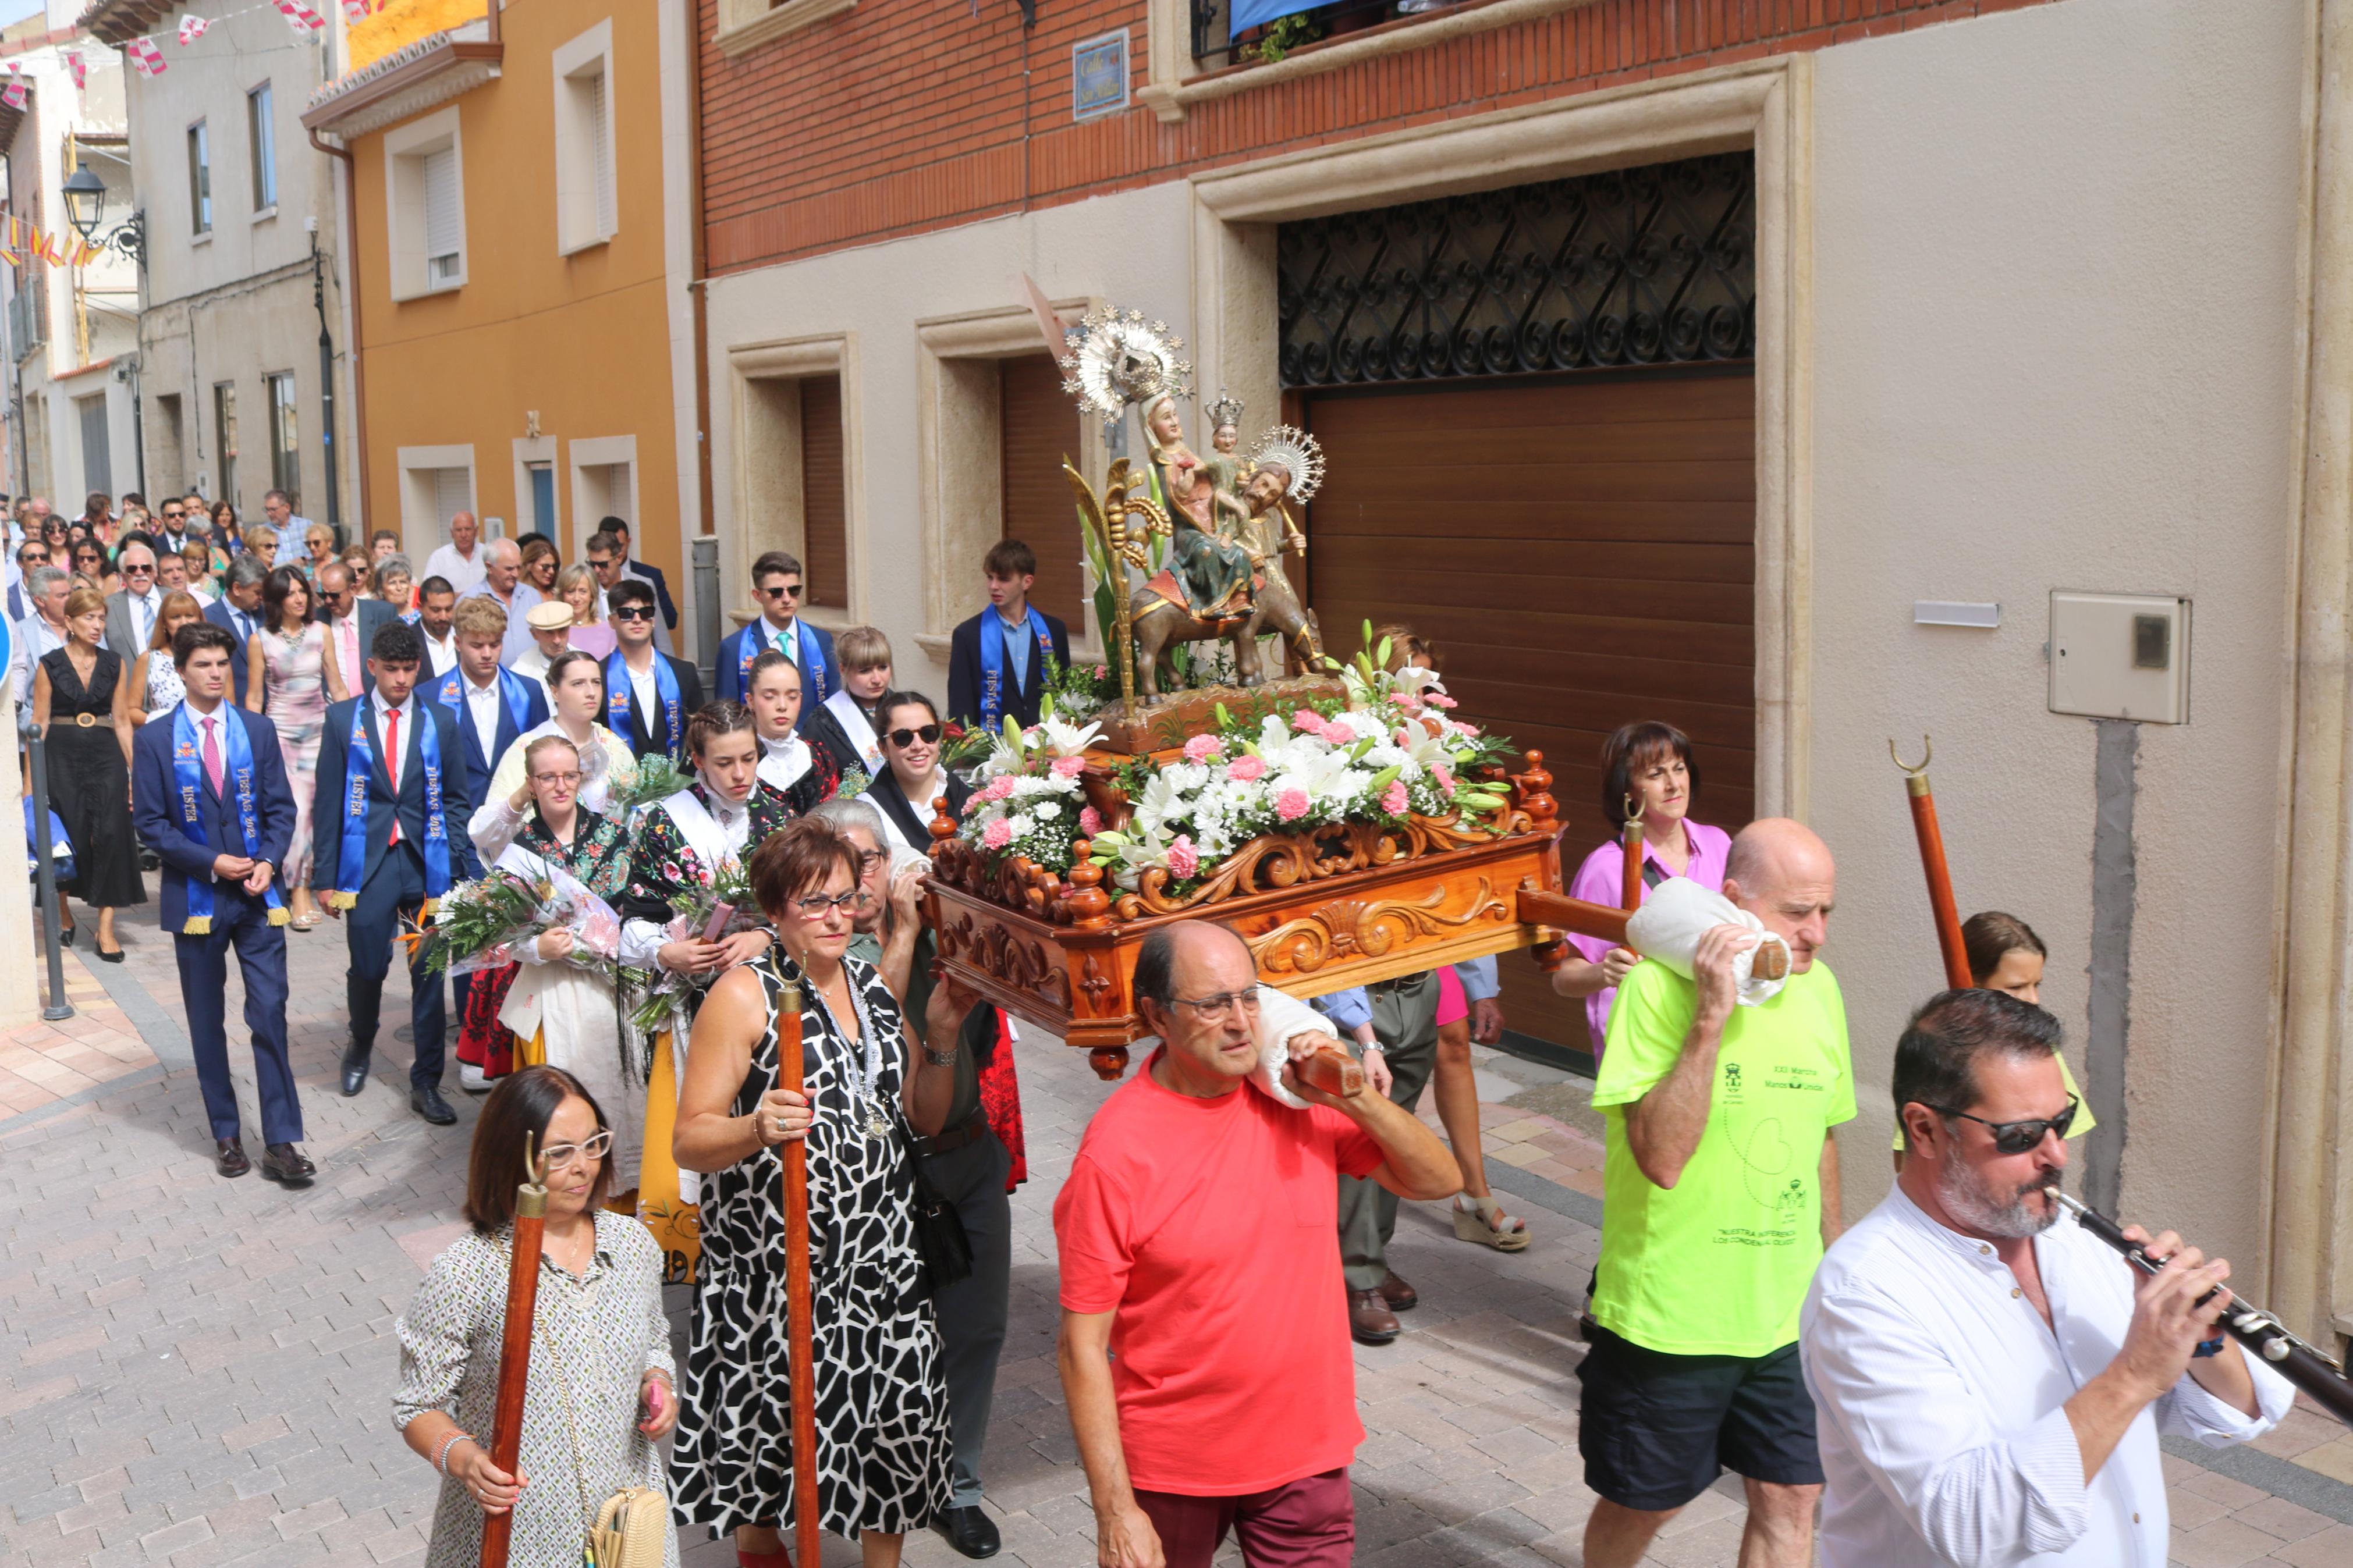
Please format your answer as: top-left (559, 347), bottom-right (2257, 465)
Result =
top-left (260, 1144), bottom-right (316, 1186)
top-left (215, 1137), bottom-right (250, 1179)
top-left (56, 925), bottom-right (74, 948)
top-left (935, 1505), bottom-right (1001, 1560)
top-left (410, 1087), bottom-right (457, 1126)
top-left (339, 1048), bottom-right (371, 1097)
top-left (95, 945), bottom-right (125, 963)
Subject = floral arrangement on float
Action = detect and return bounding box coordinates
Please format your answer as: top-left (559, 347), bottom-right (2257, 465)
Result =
top-left (939, 627), bottom-right (1521, 916)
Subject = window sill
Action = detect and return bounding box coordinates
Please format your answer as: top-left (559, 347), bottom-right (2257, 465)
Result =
top-left (250, 205), bottom-right (277, 225)
top-left (715, 0), bottom-right (854, 58)
top-left (557, 230), bottom-right (613, 258)
top-left (190, 230), bottom-right (214, 247)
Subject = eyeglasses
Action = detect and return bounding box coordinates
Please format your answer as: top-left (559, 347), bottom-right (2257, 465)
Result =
top-left (790, 889), bottom-right (861, 917)
top-left (122, 563), bottom-right (152, 577)
top-left (1921, 1094), bottom-right (2079, 1155)
top-left (887, 724), bottom-right (942, 747)
top-left (856, 849), bottom-right (885, 871)
top-left (759, 582), bottom-right (805, 600)
top-left (611, 606), bottom-right (655, 622)
top-left (1170, 990), bottom-right (1262, 1021)
top-left (161, 510), bottom-right (184, 522)
top-left (539, 1130), bottom-right (613, 1168)
top-left (531, 770), bottom-right (584, 788)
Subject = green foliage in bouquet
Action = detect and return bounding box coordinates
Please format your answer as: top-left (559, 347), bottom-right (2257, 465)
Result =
top-left (608, 753), bottom-right (690, 815)
top-left (417, 872), bottom-right (544, 974)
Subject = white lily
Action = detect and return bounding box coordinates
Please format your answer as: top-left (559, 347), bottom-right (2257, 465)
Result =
top-left (1133, 769), bottom-right (1187, 834)
top-left (1087, 820), bottom-right (1176, 891)
top-left (1035, 713), bottom-right (1105, 757)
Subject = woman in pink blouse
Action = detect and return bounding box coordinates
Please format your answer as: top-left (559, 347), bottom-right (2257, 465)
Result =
top-left (1552, 721), bottom-right (1733, 1061)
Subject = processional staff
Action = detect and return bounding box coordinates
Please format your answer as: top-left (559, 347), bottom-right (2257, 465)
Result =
top-left (776, 978), bottom-right (823, 1568)
top-left (1620, 795), bottom-right (1645, 913)
top-left (1890, 737), bottom-right (1971, 990)
top-left (479, 1139), bottom-right (548, 1568)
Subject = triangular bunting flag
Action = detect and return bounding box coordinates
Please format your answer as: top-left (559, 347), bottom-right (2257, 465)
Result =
top-left (273, 0), bottom-right (326, 33)
top-left (178, 15), bottom-right (211, 42)
top-left (126, 38), bottom-right (168, 75)
top-left (67, 52), bottom-right (85, 91)
top-left (340, 0), bottom-right (372, 19)
top-left (1, 82), bottom-right (24, 112)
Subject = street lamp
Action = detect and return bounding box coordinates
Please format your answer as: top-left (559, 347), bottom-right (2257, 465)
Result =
top-left (61, 163), bottom-right (143, 267)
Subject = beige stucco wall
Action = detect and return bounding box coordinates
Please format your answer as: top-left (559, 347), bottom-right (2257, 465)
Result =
top-left (1807, 0), bottom-right (2304, 1267)
top-left (702, 182), bottom-right (1196, 675)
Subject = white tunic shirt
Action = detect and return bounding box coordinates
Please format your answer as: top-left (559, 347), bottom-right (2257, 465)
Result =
top-left (1801, 1185), bottom-right (2292, 1568)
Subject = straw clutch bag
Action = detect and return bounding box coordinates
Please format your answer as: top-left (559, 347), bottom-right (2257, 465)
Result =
top-left (591, 1487), bottom-right (669, 1568)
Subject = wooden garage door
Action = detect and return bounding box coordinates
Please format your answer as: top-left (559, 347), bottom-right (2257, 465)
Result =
top-left (1306, 367), bottom-right (1755, 1059)
top-left (1000, 353), bottom-right (1085, 627)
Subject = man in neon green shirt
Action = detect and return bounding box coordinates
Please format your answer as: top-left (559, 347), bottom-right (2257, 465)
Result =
top-left (1580, 818), bottom-right (1854, 1568)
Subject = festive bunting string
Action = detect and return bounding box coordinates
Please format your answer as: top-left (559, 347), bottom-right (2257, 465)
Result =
top-left (271, 0), bottom-right (326, 33)
top-left (178, 15), bottom-right (211, 42)
top-left (125, 37), bottom-right (167, 75)
top-left (3, 212), bottom-right (107, 270)
top-left (66, 52), bottom-right (84, 91)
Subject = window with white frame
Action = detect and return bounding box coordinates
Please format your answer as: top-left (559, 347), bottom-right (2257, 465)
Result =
top-left (384, 109), bottom-right (466, 300)
top-left (552, 22), bottom-right (617, 254)
top-left (187, 121), bottom-right (211, 234)
top-left (247, 83), bottom-right (276, 211)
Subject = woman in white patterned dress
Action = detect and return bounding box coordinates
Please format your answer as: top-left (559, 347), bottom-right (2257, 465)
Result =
top-left (245, 566), bottom-right (347, 927)
top-left (395, 1065), bottom-right (679, 1568)
top-left (669, 818), bottom-right (958, 1565)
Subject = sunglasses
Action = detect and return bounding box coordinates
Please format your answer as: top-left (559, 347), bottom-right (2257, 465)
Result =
top-left (1922, 1094), bottom-right (2079, 1155)
top-left (759, 582), bottom-right (805, 600)
top-left (122, 563), bottom-right (153, 576)
top-left (887, 724), bottom-right (941, 747)
top-left (611, 605), bottom-right (655, 622)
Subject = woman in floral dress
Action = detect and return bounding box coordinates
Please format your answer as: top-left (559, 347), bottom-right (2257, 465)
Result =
top-left (245, 566), bottom-right (347, 928)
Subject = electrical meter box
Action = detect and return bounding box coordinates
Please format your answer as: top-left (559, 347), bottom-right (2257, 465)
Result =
top-left (2048, 592), bottom-right (2191, 724)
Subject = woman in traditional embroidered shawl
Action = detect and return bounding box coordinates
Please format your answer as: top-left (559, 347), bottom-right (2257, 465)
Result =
top-left (467, 733), bottom-right (642, 1190)
top-left (744, 649), bottom-right (839, 816)
top-left (620, 701), bottom-right (794, 1282)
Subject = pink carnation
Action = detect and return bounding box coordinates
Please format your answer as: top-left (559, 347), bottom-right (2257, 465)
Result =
top-left (1051, 754), bottom-right (1087, 777)
top-left (981, 818), bottom-right (1014, 850)
top-left (1167, 834), bottom-right (1199, 878)
top-left (1183, 733), bottom-right (1223, 763)
top-left (984, 775), bottom-right (1017, 802)
top-left (1397, 692), bottom-right (1425, 712)
top-left (1291, 709), bottom-right (1327, 735)
top-left (1094, 664), bottom-right (1109, 679)
top-left (1276, 788), bottom-right (1311, 822)
top-left (1382, 781), bottom-right (1410, 815)
top-left (1433, 763), bottom-right (1456, 794)
top-left (1321, 720), bottom-right (1355, 746)
top-left (1426, 693), bottom-right (1459, 709)
top-left (1078, 806), bottom-right (1103, 835)
top-left (1226, 754), bottom-right (1267, 783)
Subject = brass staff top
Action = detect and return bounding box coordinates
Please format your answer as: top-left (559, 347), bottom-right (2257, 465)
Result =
top-left (514, 1131), bottom-right (549, 1219)
top-left (778, 977), bottom-right (803, 1015)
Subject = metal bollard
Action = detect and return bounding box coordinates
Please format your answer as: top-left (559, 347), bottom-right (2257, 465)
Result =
top-left (26, 723), bottom-right (71, 1021)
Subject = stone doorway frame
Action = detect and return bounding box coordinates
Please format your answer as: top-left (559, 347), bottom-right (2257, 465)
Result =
top-left (1186, 55), bottom-right (1814, 820)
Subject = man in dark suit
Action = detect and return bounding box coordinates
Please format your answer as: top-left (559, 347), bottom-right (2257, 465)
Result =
top-left (313, 560), bottom-right (398, 698)
top-left (602, 577), bottom-right (704, 760)
top-left (432, 597), bottom-right (546, 876)
top-left (206, 557), bottom-right (269, 705)
top-left (605, 518), bottom-right (678, 655)
top-left (7, 540), bottom-right (44, 623)
top-left (313, 622), bottom-right (476, 1125)
top-left (103, 537), bottom-right (166, 660)
top-left (947, 538), bottom-right (1071, 733)
top-left (129, 623), bottom-right (314, 1185)
top-left (715, 549), bottom-right (835, 728)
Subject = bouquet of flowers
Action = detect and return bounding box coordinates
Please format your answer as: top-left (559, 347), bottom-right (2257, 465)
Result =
top-left (958, 626), bottom-right (1513, 893)
top-left (608, 753), bottom-right (691, 817)
top-left (418, 866), bottom-right (623, 978)
top-left (1042, 656), bottom-right (1121, 720)
top-left (626, 855), bottom-right (760, 1035)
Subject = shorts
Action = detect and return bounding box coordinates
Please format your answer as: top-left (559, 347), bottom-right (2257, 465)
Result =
top-left (1435, 963), bottom-right (1468, 1029)
top-left (1574, 1322), bottom-right (1822, 1511)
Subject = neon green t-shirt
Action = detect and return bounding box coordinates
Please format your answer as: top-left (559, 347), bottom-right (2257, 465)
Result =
top-left (1591, 959), bottom-right (1857, 1357)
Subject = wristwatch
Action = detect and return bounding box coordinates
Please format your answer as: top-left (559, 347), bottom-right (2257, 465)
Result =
top-left (922, 1045), bottom-right (959, 1068)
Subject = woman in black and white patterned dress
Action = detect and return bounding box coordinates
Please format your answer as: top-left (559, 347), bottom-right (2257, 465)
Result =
top-left (670, 818), bottom-right (960, 1565)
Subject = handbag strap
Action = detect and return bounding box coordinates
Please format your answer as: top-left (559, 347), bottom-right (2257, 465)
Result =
top-left (537, 1269), bottom-right (651, 1553)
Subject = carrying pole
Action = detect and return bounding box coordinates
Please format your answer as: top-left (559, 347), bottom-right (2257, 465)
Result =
top-left (1891, 737), bottom-right (1972, 990)
top-left (478, 1139), bottom-right (548, 1568)
top-left (776, 977), bottom-right (822, 1567)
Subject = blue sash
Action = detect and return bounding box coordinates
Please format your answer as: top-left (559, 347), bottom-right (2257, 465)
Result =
top-left (979, 610), bottom-right (1056, 731)
top-left (431, 666), bottom-right (535, 772)
top-left (736, 618), bottom-right (832, 709)
top-left (169, 705), bottom-right (288, 934)
top-left (329, 701), bottom-right (453, 909)
top-left (608, 649), bottom-right (683, 759)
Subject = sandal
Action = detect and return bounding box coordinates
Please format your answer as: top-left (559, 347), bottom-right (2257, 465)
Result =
top-left (292, 912), bottom-right (321, 931)
top-left (1453, 1193), bottom-right (1531, 1251)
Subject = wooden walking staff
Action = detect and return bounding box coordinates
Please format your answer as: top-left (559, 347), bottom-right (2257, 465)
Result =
top-left (775, 977), bottom-right (822, 1568)
top-left (478, 1138), bottom-right (548, 1568)
top-left (1620, 795), bottom-right (1646, 912)
top-left (1891, 736), bottom-right (1972, 989)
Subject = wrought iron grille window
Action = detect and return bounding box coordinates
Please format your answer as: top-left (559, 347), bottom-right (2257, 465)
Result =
top-left (1276, 152), bottom-right (1755, 387)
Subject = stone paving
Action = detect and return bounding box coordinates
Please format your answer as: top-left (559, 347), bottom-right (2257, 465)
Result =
top-left (3, 878), bottom-right (2352, 1567)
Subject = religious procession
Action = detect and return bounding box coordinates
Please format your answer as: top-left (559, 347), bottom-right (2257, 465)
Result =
top-left (8, 2), bottom-right (2353, 1568)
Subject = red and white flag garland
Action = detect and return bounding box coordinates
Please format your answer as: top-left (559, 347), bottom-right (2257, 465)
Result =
top-left (178, 15), bottom-right (211, 42)
top-left (66, 52), bottom-right (85, 91)
top-left (0, 64), bottom-right (23, 112)
top-left (341, 0), bottom-right (374, 20)
top-left (273, 0), bottom-right (326, 33)
top-left (126, 37), bottom-right (168, 75)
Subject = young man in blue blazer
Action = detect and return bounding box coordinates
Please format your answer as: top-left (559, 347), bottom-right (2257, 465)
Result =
top-left (602, 577), bottom-right (705, 760)
top-left (715, 549), bottom-right (835, 729)
top-left (312, 622), bottom-right (476, 1125)
top-left (947, 538), bottom-right (1070, 733)
top-left (129, 623), bottom-right (313, 1184)
top-left (429, 597), bottom-right (547, 879)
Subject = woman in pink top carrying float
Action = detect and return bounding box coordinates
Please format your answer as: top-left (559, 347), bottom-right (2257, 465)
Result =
top-left (1552, 722), bottom-right (1734, 1061)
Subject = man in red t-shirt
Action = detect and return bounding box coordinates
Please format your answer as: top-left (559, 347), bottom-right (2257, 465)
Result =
top-left (1055, 923), bottom-right (1461, 1567)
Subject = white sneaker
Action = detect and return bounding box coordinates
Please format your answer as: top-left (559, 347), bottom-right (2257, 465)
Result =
top-left (458, 1062), bottom-right (491, 1094)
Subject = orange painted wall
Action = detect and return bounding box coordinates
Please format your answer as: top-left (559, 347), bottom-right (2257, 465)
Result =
top-left (347, 0), bottom-right (680, 580)
top-left (700, 0), bottom-right (2061, 274)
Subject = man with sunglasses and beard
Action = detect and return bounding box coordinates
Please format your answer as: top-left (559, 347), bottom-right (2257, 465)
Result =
top-left (1801, 989), bottom-right (2291, 1566)
top-left (714, 548), bottom-right (833, 728)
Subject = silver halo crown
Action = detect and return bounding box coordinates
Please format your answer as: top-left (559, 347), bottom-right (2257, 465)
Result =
top-left (1058, 306), bottom-right (1194, 419)
top-left (1204, 389), bottom-right (1246, 431)
top-left (1246, 425), bottom-right (1326, 504)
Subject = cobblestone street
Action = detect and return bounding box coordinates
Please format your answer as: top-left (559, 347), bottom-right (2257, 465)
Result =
top-left (5, 881), bottom-right (2353, 1567)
